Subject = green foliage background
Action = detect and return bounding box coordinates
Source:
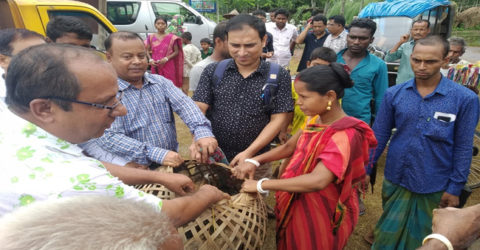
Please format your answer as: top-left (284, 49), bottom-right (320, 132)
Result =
top-left (187, 0), bottom-right (478, 30)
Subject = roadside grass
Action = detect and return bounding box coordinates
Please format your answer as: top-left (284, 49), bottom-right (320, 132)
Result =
top-left (452, 29), bottom-right (480, 47)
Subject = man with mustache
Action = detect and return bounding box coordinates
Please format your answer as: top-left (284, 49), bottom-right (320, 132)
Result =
top-left (0, 44), bottom-right (229, 223)
top-left (83, 32), bottom-right (218, 168)
top-left (386, 19), bottom-right (430, 84)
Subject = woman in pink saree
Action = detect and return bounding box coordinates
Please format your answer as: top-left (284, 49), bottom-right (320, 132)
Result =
top-left (146, 15), bottom-right (184, 88)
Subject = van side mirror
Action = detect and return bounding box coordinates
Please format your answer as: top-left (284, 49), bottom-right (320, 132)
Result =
top-left (195, 16), bottom-right (203, 25)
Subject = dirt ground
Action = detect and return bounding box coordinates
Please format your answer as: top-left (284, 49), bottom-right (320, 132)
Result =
top-left (174, 46), bottom-right (480, 249)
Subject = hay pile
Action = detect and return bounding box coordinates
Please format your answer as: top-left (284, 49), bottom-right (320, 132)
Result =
top-left (455, 7), bottom-right (480, 28)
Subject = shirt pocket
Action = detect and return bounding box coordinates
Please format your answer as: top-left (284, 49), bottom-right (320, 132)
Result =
top-left (423, 118), bottom-right (455, 143)
top-left (153, 100), bottom-right (173, 124)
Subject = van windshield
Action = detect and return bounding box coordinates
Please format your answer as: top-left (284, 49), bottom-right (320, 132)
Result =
top-left (107, 2), bottom-right (141, 25)
top-left (371, 17), bottom-right (413, 52)
top-left (151, 2), bottom-right (197, 24)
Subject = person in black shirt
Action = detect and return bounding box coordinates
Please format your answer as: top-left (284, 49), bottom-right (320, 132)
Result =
top-left (252, 10), bottom-right (274, 61)
top-left (192, 14), bottom-right (293, 178)
top-left (296, 14), bottom-right (329, 72)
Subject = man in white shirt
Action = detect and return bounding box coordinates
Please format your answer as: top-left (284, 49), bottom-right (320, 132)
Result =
top-left (324, 15), bottom-right (348, 53)
top-left (189, 21), bottom-right (229, 92)
top-left (1, 43), bottom-right (228, 225)
top-left (181, 32), bottom-right (201, 94)
top-left (266, 8), bottom-right (298, 68)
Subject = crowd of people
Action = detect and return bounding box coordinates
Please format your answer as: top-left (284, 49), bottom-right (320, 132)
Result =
top-left (0, 7), bottom-right (479, 250)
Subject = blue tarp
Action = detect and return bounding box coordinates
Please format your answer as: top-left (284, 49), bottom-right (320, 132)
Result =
top-left (358, 0), bottom-right (451, 18)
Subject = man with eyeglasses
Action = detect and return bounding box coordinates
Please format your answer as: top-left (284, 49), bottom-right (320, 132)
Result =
top-left (323, 15), bottom-right (348, 53)
top-left (82, 31), bottom-right (218, 168)
top-left (0, 43), bottom-right (229, 224)
top-left (0, 29), bottom-right (196, 197)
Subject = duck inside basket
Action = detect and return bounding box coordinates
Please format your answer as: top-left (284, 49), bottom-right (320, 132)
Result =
top-left (135, 160), bottom-right (267, 250)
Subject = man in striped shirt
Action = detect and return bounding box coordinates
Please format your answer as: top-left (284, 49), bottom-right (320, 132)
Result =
top-left (82, 32), bottom-right (217, 168)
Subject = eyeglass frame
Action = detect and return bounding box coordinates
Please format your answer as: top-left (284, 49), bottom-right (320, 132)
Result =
top-left (40, 90), bottom-right (124, 111)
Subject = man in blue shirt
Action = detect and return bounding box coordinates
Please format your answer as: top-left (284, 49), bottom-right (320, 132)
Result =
top-left (371, 36), bottom-right (480, 249)
top-left (337, 18), bottom-right (388, 125)
top-left (296, 14), bottom-right (329, 72)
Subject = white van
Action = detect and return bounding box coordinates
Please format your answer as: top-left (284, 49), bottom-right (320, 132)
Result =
top-left (106, 0), bottom-right (216, 47)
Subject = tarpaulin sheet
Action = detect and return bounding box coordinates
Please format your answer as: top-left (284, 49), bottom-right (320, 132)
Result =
top-left (358, 0), bottom-right (451, 18)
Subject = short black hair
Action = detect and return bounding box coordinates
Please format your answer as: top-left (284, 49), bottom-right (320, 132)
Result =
top-left (212, 21), bottom-right (227, 48)
top-left (200, 38), bottom-right (211, 45)
top-left (0, 29), bottom-right (44, 56)
top-left (412, 19), bottom-right (430, 28)
top-left (104, 31), bottom-right (143, 51)
top-left (413, 35), bottom-right (450, 58)
top-left (309, 47), bottom-right (337, 63)
top-left (296, 63), bottom-right (354, 99)
top-left (226, 14), bottom-right (266, 40)
top-left (181, 32), bottom-right (192, 41)
top-left (311, 14), bottom-right (327, 25)
top-left (6, 44), bottom-right (104, 112)
top-left (328, 15), bottom-right (346, 27)
top-left (46, 16), bottom-right (93, 42)
top-left (349, 18), bottom-right (377, 37)
top-left (252, 10), bottom-right (266, 18)
top-left (274, 9), bottom-right (289, 18)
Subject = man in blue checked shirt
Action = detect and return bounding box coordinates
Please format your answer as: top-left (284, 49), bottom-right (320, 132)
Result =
top-left (371, 36), bottom-right (480, 250)
top-left (82, 31), bottom-right (217, 167)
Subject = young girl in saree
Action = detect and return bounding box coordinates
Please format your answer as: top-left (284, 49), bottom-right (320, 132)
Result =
top-left (146, 16), bottom-right (184, 88)
top-left (233, 63), bottom-right (377, 250)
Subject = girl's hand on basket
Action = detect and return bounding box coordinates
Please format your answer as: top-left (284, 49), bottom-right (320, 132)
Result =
top-left (162, 173), bottom-right (195, 196)
top-left (241, 179), bottom-right (258, 193)
top-left (232, 162), bottom-right (256, 180)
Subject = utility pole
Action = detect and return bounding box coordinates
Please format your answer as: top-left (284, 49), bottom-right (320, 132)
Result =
top-left (216, 0), bottom-right (220, 22)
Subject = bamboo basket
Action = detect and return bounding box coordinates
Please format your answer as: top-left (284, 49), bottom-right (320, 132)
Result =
top-left (135, 161), bottom-right (267, 250)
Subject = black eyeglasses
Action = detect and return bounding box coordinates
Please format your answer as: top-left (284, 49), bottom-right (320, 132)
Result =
top-left (42, 91), bottom-right (124, 111)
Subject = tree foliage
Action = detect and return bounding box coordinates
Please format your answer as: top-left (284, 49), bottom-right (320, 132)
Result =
top-left (190, 0), bottom-right (480, 24)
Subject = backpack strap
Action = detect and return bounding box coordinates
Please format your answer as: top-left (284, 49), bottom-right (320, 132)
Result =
top-left (266, 62), bottom-right (280, 84)
top-left (212, 58), bottom-right (233, 87)
top-left (261, 62), bottom-right (281, 109)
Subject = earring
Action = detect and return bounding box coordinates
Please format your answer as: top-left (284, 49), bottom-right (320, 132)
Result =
top-left (326, 101), bottom-right (332, 111)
